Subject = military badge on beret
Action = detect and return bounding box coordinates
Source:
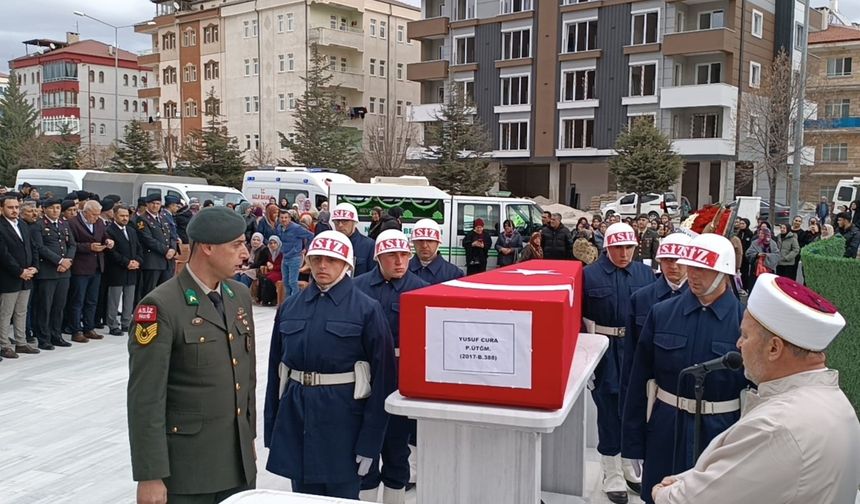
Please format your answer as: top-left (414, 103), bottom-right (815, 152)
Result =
top-left (134, 305), bottom-right (159, 345)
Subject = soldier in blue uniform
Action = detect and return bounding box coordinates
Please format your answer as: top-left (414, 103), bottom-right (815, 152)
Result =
top-left (31, 198), bottom-right (76, 349)
top-left (354, 230), bottom-right (428, 504)
top-left (583, 223), bottom-right (656, 504)
top-left (331, 203), bottom-right (376, 276)
top-left (407, 218), bottom-right (463, 285)
top-left (137, 194), bottom-right (178, 299)
top-left (265, 230), bottom-right (396, 499)
top-left (622, 233), bottom-right (747, 504)
top-left (620, 232), bottom-right (692, 405)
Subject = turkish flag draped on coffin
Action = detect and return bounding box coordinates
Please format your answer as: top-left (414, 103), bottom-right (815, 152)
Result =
top-left (399, 260), bottom-right (583, 410)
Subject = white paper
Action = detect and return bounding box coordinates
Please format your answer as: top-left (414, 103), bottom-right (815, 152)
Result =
top-left (425, 307), bottom-right (532, 389)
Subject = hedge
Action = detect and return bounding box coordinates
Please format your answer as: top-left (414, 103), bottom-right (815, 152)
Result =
top-left (801, 236), bottom-right (860, 414)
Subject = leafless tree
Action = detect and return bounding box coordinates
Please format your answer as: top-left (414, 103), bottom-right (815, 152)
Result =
top-left (360, 112), bottom-right (418, 179)
top-left (77, 144), bottom-right (117, 169)
top-left (248, 142), bottom-right (276, 168)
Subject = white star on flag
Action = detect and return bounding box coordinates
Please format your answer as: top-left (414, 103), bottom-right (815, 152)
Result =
top-left (500, 269), bottom-right (560, 276)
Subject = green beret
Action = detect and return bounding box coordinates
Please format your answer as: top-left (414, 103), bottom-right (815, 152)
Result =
top-left (187, 206), bottom-right (246, 244)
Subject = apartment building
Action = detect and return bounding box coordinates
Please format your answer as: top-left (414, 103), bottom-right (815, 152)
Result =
top-left (0, 72), bottom-right (9, 97)
top-left (8, 34), bottom-right (155, 148)
top-left (408, 0), bottom-right (816, 209)
top-left (803, 22), bottom-right (860, 206)
top-left (136, 0), bottom-right (421, 161)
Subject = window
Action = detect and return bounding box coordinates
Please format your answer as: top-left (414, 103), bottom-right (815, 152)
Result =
top-left (751, 10), bottom-right (763, 38)
top-left (500, 121), bottom-right (529, 151)
top-left (698, 10), bottom-right (724, 30)
top-left (278, 54), bottom-right (286, 73)
top-left (288, 54), bottom-right (295, 71)
top-left (341, 57), bottom-right (347, 72)
top-left (397, 25), bottom-right (405, 43)
top-left (133, 101), bottom-right (138, 112)
top-left (287, 13), bottom-right (294, 31)
top-left (455, 36), bottom-right (476, 65)
top-left (132, 75), bottom-right (138, 87)
top-left (277, 14), bottom-right (285, 33)
top-left (183, 28), bottom-right (196, 47)
top-left (288, 93), bottom-right (296, 110)
top-left (99, 97), bottom-right (105, 109)
top-left (89, 70), bottom-right (95, 82)
top-left (825, 99), bottom-right (850, 118)
top-left (458, 80), bottom-right (476, 103)
top-left (183, 64), bottom-right (197, 82)
top-left (457, 203), bottom-right (501, 236)
top-left (204, 61), bottom-right (219, 80)
top-left (827, 58), bottom-right (853, 77)
top-left (695, 63), bottom-right (721, 84)
top-left (627, 114), bottom-right (655, 129)
top-left (500, 75), bottom-right (530, 106)
top-left (629, 63), bottom-right (657, 96)
top-left (380, 21), bottom-right (387, 39)
top-left (253, 96), bottom-right (259, 112)
top-left (396, 100), bottom-right (404, 116)
top-left (379, 60), bottom-right (386, 77)
top-left (245, 96), bottom-right (251, 113)
top-left (99, 124), bottom-right (106, 136)
top-left (123, 99), bottom-right (129, 111)
top-left (123, 74), bottom-right (129, 87)
top-left (501, 29), bottom-right (530, 60)
top-left (245, 135), bottom-right (252, 150)
top-left (379, 98), bottom-right (386, 115)
top-left (631, 11), bottom-right (658, 45)
top-left (204, 25), bottom-right (219, 44)
top-left (163, 66), bottom-right (176, 84)
top-left (370, 58), bottom-right (376, 75)
top-left (564, 20), bottom-right (597, 53)
top-left (397, 63), bottom-right (404, 80)
top-left (98, 71), bottom-right (105, 83)
top-left (253, 58), bottom-right (259, 75)
top-left (500, 0), bottom-right (532, 15)
top-left (163, 101), bottom-right (177, 118)
top-left (691, 114), bottom-right (721, 138)
top-left (205, 98), bottom-right (220, 116)
top-left (561, 69), bottom-right (595, 101)
top-left (749, 61), bottom-right (762, 88)
top-left (90, 123), bottom-right (95, 134)
top-left (560, 118), bottom-right (594, 149)
top-left (142, 101), bottom-right (148, 113)
top-left (795, 23), bottom-right (804, 50)
top-left (184, 99), bottom-right (198, 117)
top-left (329, 55), bottom-right (337, 71)
top-left (278, 93), bottom-right (286, 112)
top-left (822, 143), bottom-right (849, 162)
top-left (89, 96), bottom-right (95, 108)
top-left (370, 19), bottom-right (377, 37)
top-left (243, 19), bottom-right (258, 38)
top-left (455, 0), bottom-right (477, 20)
top-left (162, 32), bottom-right (176, 50)
top-left (369, 97), bottom-right (376, 114)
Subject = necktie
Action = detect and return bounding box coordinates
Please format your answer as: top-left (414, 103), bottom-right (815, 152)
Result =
top-left (207, 291), bottom-right (226, 321)
top-left (121, 226), bottom-right (128, 240)
top-left (53, 221), bottom-right (59, 233)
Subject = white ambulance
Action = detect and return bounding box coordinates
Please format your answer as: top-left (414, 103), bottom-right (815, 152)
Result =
top-left (328, 177), bottom-right (544, 270)
top-left (241, 167), bottom-right (355, 211)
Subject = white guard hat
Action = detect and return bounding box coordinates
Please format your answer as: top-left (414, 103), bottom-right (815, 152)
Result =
top-left (330, 203), bottom-right (360, 223)
top-left (307, 230), bottom-right (355, 269)
top-left (747, 273), bottom-right (845, 352)
top-left (676, 233), bottom-right (736, 275)
top-left (374, 229), bottom-right (411, 259)
top-left (411, 218), bottom-right (443, 243)
top-left (604, 223), bottom-right (638, 248)
top-left (656, 232), bottom-right (692, 260)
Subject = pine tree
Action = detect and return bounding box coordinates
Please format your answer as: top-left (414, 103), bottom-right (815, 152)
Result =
top-left (278, 44), bottom-right (359, 173)
top-left (111, 120), bottom-right (160, 173)
top-left (0, 70), bottom-right (40, 185)
top-left (51, 122), bottom-right (80, 169)
top-left (609, 117), bottom-right (683, 216)
top-left (179, 92), bottom-right (247, 188)
top-left (422, 83), bottom-right (495, 195)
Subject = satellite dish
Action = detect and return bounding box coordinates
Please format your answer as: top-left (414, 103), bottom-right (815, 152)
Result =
top-left (49, 43), bottom-right (56, 50)
top-left (173, 1), bottom-right (181, 10)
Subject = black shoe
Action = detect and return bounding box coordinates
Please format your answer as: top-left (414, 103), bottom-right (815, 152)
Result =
top-left (626, 480), bottom-right (642, 495)
top-left (109, 328), bottom-right (123, 336)
top-left (62, 327), bottom-right (74, 335)
top-left (405, 483), bottom-right (416, 492)
top-left (606, 491), bottom-right (628, 504)
top-left (121, 325), bottom-right (129, 333)
top-left (52, 339), bottom-right (72, 348)
top-left (37, 342), bottom-right (55, 351)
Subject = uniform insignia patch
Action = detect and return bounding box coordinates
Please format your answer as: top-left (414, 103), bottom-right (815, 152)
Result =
top-left (135, 304), bottom-right (158, 323)
top-left (184, 289), bottom-right (199, 306)
top-left (137, 221), bottom-right (145, 230)
top-left (135, 323), bottom-right (158, 346)
top-left (191, 317), bottom-right (204, 326)
top-left (223, 283), bottom-right (235, 298)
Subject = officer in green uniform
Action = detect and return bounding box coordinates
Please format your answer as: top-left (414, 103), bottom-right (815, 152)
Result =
top-left (127, 206), bottom-right (256, 504)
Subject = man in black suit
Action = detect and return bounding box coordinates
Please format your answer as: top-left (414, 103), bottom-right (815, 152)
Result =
top-left (104, 205), bottom-right (142, 336)
top-left (0, 196), bottom-right (40, 359)
top-left (136, 194), bottom-right (177, 299)
top-left (67, 200), bottom-right (114, 342)
top-left (31, 198), bottom-right (76, 350)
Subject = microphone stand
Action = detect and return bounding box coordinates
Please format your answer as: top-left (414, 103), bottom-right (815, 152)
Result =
top-left (693, 373), bottom-right (706, 459)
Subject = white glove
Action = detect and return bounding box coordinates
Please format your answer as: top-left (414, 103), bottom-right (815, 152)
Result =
top-left (356, 455), bottom-right (373, 476)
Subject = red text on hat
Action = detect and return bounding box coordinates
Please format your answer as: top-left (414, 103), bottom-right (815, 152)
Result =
top-left (310, 237), bottom-right (349, 258)
top-left (607, 231), bottom-right (636, 245)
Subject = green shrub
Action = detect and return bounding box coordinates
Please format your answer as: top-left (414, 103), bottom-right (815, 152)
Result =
top-left (802, 236), bottom-right (860, 414)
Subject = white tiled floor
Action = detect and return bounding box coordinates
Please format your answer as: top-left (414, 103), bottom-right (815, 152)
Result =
top-left (0, 305), bottom-right (641, 504)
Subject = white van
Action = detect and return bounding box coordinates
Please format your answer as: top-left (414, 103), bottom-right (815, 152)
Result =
top-left (242, 167), bottom-right (356, 211)
top-left (328, 178), bottom-right (543, 271)
top-left (833, 177), bottom-right (860, 213)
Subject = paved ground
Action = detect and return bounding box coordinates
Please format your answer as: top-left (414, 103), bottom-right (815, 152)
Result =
top-left (0, 304), bottom-right (641, 503)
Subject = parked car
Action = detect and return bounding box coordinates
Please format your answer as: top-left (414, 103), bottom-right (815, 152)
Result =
top-left (728, 200), bottom-right (790, 225)
top-left (601, 192), bottom-right (679, 220)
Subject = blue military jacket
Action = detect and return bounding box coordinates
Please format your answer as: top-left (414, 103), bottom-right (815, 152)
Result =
top-left (408, 254), bottom-right (464, 285)
top-left (583, 254), bottom-right (655, 394)
top-left (621, 288), bottom-right (747, 489)
top-left (354, 268), bottom-right (428, 350)
top-left (349, 231), bottom-right (376, 277)
top-left (620, 277), bottom-right (689, 404)
top-left (264, 276), bottom-right (396, 484)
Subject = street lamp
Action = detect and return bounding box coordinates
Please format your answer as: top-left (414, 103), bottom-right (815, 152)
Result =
top-left (74, 11), bottom-right (155, 144)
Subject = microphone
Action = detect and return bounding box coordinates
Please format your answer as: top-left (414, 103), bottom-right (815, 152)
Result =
top-left (680, 351), bottom-right (743, 376)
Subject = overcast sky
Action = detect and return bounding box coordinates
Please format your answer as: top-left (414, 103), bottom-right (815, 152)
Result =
top-left (2, 0), bottom-right (857, 74)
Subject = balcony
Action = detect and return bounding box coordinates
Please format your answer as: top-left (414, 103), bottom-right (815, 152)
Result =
top-left (138, 50), bottom-right (160, 66)
top-left (662, 28), bottom-right (737, 57)
top-left (329, 68), bottom-right (364, 91)
top-left (407, 60), bottom-right (449, 82)
top-left (310, 26), bottom-right (364, 52)
top-left (661, 83), bottom-right (738, 109)
top-left (141, 120), bottom-right (162, 132)
top-left (408, 103), bottom-right (443, 122)
top-left (804, 117), bottom-right (860, 131)
top-left (672, 138), bottom-right (735, 156)
top-left (138, 87), bottom-right (161, 99)
top-left (407, 17), bottom-right (449, 41)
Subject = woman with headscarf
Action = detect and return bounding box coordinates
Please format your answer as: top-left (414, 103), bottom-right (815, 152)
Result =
top-left (256, 203), bottom-right (280, 241)
top-left (746, 224), bottom-right (780, 290)
top-left (775, 223), bottom-right (800, 280)
top-left (822, 223), bottom-right (835, 240)
top-left (463, 218), bottom-right (492, 275)
top-left (519, 232), bottom-right (543, 261)
top-left (234, 232), bottom-right (266, 287)
top-left (315, 210), bottom-right (331, 235)
top-left (259, 235), bottom-right (283, 306)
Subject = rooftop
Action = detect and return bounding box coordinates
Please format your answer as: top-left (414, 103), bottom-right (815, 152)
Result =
top-left (10, 39), bottom-right (142, 66)
top-left (809, 24), bottom-right (860, 44)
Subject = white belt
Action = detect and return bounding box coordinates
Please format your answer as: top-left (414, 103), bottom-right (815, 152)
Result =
top-left (584, 318), bottom-right (625, 337)
top-left (656, 386), bottom-right (741, 415)
top-left (289, 369), bottom-right (355, 387)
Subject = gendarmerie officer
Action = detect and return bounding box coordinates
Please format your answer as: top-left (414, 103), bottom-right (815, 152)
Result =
top-left (583, 222), bottom-right (656, 504)
top-left (136, 194), bottom-right (178, 299)
top-left (408, 218), bottom-right (464, 285)
top-left (128, 207), bottom-right (256, 504)
top-left (354, 230), bottom-right (428, 504)
top-left (31, 198), bottom-right (76, 349)
top-left (330, 203), bottom-right (376, 276)
top-left (264, 230), bottom-right (396, 499)
top-left (622, 233), bottom-right (747, 504)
